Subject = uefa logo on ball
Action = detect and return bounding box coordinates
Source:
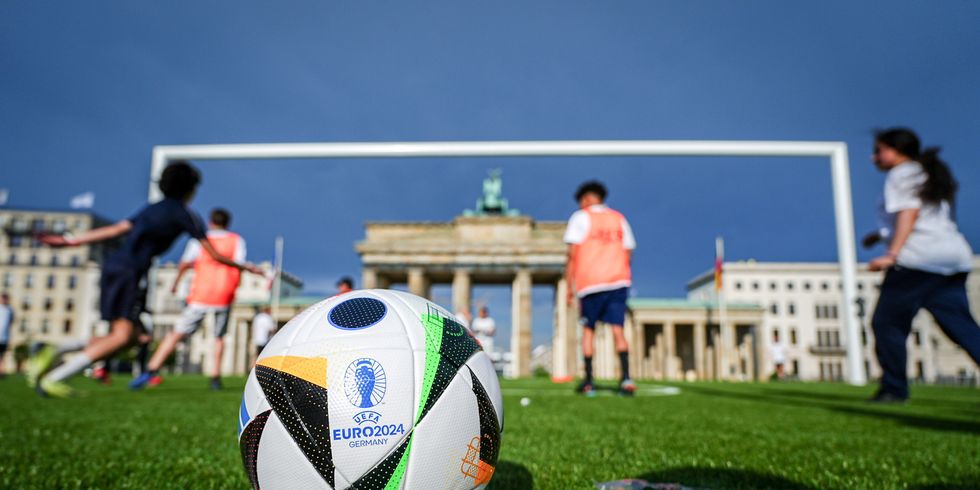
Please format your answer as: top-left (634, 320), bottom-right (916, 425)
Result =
top-left (344, 358), bottom-right (387, 408)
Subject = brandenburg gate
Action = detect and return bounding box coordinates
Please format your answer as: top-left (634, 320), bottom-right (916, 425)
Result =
top-left (355, 171), bottom-right (764, 380)
top-left (355, 171), bottom-right (579, 378)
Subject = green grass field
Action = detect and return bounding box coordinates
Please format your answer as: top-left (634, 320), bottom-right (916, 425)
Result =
top-left (1, 375), bottom-right (977, 489)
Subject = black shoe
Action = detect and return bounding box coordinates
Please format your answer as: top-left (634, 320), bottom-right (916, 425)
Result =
top-left (575, 380), bottom-right (596, 397)
top-left (867, 390), bottom-right (907, 404)
top-left (209, 377), bottom-right (223, 391)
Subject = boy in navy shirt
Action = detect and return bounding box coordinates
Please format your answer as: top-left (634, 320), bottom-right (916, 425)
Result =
top-left (28, 161), bottom-right (261, 397)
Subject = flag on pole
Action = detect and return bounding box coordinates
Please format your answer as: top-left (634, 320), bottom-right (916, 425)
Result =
top-left (70, 192), bottom-right (95, 209)
top-left (714, 237), bottom-right (724, 291)
top-left (0, 188), bottom-right (8, 206)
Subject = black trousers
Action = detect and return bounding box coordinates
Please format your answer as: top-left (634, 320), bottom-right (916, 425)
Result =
top-left (871, 266), bottom-right (980, 398)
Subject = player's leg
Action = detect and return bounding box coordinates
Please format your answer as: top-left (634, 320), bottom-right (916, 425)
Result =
top-left (870, 267), bottom-right (935, 401)
top-left (38, 318), bottom-right (134, 397)
top-left (209, 307), bottom-right (230, 390)
top-left (923, 273), bottom-right (980, 366)
top-left (577, 292), bottom-right (600, 395)
top-left (131, 306), bottom-right (201, 389)
top-left (0, 344), bottom-right (7, 376)
top-left (605, 288), bottom-right (634, 395)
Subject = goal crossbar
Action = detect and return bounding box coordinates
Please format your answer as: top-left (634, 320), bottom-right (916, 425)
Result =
top-left (148, 140), bottom-right (866, 385)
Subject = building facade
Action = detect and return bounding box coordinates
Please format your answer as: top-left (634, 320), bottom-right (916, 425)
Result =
top-left (687, 259), bottom-right (980, 383)
top-left (0, 208), bottom-right (111, 372)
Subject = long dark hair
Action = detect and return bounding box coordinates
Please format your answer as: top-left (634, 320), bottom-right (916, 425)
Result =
top-left (875, 127), bottom-right (957, 204)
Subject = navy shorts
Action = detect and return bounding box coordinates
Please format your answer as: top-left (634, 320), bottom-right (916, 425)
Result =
top-left (579, 287), bottom-right (629, 329)
top-left (100, 266), bottom-right (141, 322)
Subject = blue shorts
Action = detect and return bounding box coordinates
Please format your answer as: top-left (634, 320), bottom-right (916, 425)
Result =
top-left (579, 287), bottom-right (629, 329)
top-left (100, 265), bottom-right (141, 322)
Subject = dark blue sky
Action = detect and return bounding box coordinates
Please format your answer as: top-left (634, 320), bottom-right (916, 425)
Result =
top-left (3, 1), bottom-right (979, 349)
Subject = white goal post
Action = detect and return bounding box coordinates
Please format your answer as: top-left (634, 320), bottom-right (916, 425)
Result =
top-left (147, 140), bottom-right (867, 385)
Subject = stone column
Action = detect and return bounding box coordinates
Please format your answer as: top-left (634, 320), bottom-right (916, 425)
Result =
top-left (694, 321), bottom-right (706, 381)
top-left (452, 269), bottom-right (472, 315)
top-left (510, 269), bottom-right (533, 377)
top-left (664, 322), bottom-right (676, 380)
top-left (553, 278), bottom-right (569, 379)
top-left (362, 268), bottom-right (379, 289)
top-left (720, 320), bottom-right (735, 380)
top-left (408, 267), bottom-right (430, 299)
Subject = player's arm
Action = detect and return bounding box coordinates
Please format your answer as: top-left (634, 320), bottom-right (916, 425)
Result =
top-left (199, 238), bottom-right (264, 274)
top-left (170, 261), bottom-right (194, 294)
top-left (869, 208), bottom-right (918, 271)
top-left (565, 244), bottom-right (579, 306)
top-left (40, 220), bottom-right (132, 247)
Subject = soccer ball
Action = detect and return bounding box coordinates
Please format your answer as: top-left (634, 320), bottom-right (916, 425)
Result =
top-left (238, 289), bottom-right (503, 489)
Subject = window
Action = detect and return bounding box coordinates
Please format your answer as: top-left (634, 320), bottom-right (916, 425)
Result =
top-left (772, 327), bottom-right (781, 342)
top-left (7, 254), bottom-right (15, 265)
top-left (857, 282), bottom-right (864, 291)
top-left (2, 272), bottom-right (11, 288)
top-left (821, 282), bottom-right (829, 291)
top-left (735, 281), bottom-right (743, 290)
top-left (769, 282), bottom-right (777, 291)
top-left (786, 281), bottom-right (795, 291)
top-left (68, 275), bottom-right (77, 290)
top-left (52, 219), bottom-right (67, 234)
top-left (47, 274), bottom-right (55, 289)
top-left (63, 319), bottom-right (72, 334)
top-left (752, 282), bottom-right (760, 291)
top-left (790, 328), bottom-right (797, 345)
top-left (861, 328), bottom-right (867, 346)
top-left (50, 256), bottom-right (59, 266)
top-left (66, 299), bottom-right (74, 312)
top-left (8, 234), bottom-right (22, 247)
top-left (70, 256), bottom-right (80, 267)
top-left (43, 298), bottom-right (53, 311)
top-left (29, 255), bottom-right (38, 265)
top-left (831, 305), bottom-right (839, 319)
top-left (788, 302), bottom-right (796, 315)
top-left (24, 273), bottom-right (33, 289)
top-left (31, 218), bottom-right (45, 232)
top-left (22, 297), bottom-right (31, 311)
top-left (19, 318), bottom-right (28, 333)
top-left (770, 303), bottom-right (779, 315)
top-left (913, 330), bottom-right (921, 346)
top-left (791, 359), bottom-right (799, 375)
top-left (41, 319), bottom-right (50, 334)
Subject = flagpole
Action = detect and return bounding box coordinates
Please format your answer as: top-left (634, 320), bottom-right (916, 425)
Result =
top-left (271, 236), bottom-right (284, 321)
top-left (716, 237), bottom-right (730, 380)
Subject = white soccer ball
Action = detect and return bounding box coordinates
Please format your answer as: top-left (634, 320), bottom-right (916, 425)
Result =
top-left (238, 289), bottom-right (503, 489)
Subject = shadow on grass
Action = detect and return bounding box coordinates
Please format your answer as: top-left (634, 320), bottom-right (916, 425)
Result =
top-left (682, 385), bottom-right (980, 435)
top-left (761, 385), bottom-right (980, 411)
top-left (636, 467), bottom-right (815, 490)
top-left (488, 460), bottom-right (533, 489)
top-left (910, 482), bottom-right (980, 490)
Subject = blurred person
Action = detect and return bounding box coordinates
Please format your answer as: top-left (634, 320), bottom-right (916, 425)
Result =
top-left (769, 330), bottom-right (786, 381)
top-left (0, 293), bottom-right (12, 378)
top-left (336, 276), bottom-right (354, 295)
top-left (29, 162), bottom-right (261, 397)
top-left (252, 306), bottom-right (276, 359)
top-left (131, 208), bottom-right (260, 391)
top-left (565, 180), bottom-right (637, 396)
top-left (864, 128), bottom-right (979, 403)
top-left (470, 306), bottom-right (496, 353)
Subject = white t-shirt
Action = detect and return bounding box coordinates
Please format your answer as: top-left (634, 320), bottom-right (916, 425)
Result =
top-left (878, 161), bottom-right (972, 275)
top-left (0, 305), bottom-right (12, 344)
top-left (471, 316), bottom-right (496, 337)
top-left (563, 204), bottom-right (637, 249)
top-left (252, 312), bottom-right (276, 346)
top-left (769, 342), bottom-right (786, 365)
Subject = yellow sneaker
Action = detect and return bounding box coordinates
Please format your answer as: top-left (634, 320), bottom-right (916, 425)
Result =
top-left (26, 345), bottom-right (57, 388)
top-left (37, 378), bottom-right (79, 398)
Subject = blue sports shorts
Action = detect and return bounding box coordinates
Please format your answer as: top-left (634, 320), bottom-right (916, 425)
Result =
top-left (579, 287), bottom-right (629, 329)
